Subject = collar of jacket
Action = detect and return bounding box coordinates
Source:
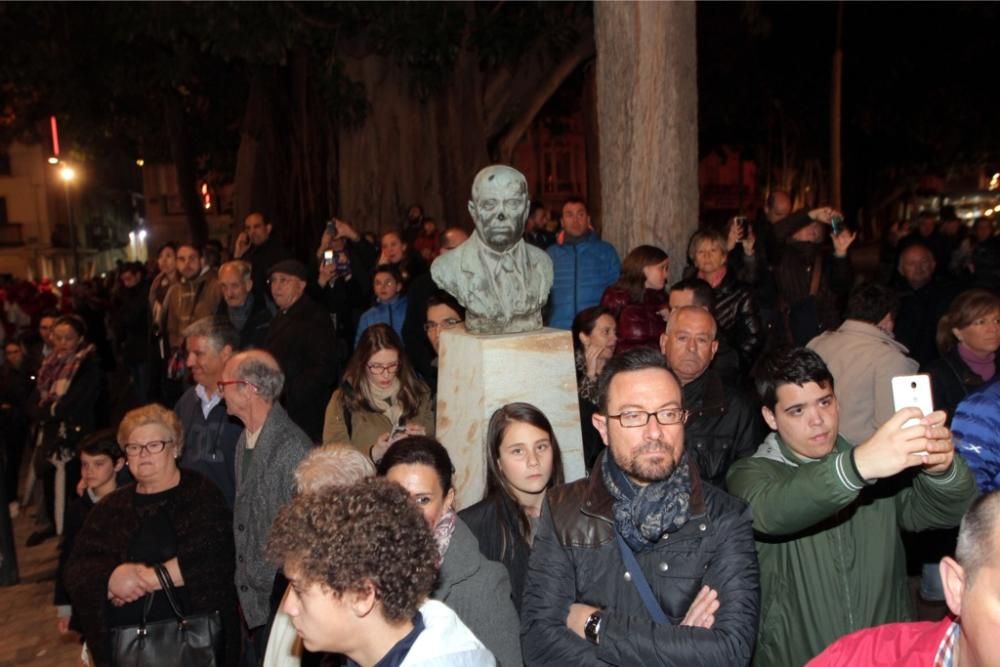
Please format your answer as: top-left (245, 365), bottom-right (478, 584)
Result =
top-left (836, 319), bottom-right (910, 354)
top-left (682, 368), bottom-right (726, 417)
top-left (550, 451), bottom-right (707, 548)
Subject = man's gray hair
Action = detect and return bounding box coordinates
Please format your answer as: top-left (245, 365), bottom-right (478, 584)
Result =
top-left (183, 316), bottom-right (240, 352)
top-left (295, 445), bottom-right (375, 495)
top-left (665, 305), bottom-right (718, 341)
top-left (220, 260), bottom-right (252, 281)
top-left (956, 490), bottom-right (1000, 587)
top-left (235, 353), bottom-right (284, 401)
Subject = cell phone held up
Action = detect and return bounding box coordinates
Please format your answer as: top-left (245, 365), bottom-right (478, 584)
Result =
top-left (891, 374), bottom-right (934, 431)
top-left (734, 216), bottom-right (748, 240)
top-left (830, 215), bottom-right (845, 236)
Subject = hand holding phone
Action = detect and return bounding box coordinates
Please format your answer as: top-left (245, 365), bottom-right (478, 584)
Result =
top-left (322, 249), bottom-right (335, 266)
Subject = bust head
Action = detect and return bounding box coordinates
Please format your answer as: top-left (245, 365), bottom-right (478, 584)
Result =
top-left (468, 165), bottom-right (529, 253)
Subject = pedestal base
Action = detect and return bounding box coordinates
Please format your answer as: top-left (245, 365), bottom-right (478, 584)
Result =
top-left (436, 327), bottom-right (586, 509)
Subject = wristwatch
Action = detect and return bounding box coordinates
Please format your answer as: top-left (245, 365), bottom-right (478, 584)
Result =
top-left (584, 610), bottom-right (603, 645)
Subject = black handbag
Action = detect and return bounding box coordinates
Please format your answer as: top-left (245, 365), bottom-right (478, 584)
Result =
top-left (110, 564), bottom-right (224, 667)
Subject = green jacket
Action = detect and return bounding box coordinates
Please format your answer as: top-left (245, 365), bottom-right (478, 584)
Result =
top-left (726, 432), bottom-right (977, 667)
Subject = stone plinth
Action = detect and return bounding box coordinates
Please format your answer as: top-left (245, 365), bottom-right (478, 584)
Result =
top-left (436, 327), bottom-right (586, 510)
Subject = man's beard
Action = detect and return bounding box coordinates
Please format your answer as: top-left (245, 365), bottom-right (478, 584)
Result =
top-left (613, 438), bottom-right (677, 485)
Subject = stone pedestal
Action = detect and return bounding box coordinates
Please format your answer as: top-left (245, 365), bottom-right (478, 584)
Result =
top-left (436, 327), bottom-right (586, 510)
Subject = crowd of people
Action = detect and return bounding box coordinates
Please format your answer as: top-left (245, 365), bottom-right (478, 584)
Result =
top-left (0, 189), bottom-right (999, 667)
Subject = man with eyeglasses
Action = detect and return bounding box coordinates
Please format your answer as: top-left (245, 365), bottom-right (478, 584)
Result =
top-left (660, 306), bottom-right (762, 490)
top-left (726, 347), bottom-right (977, 667)
top-left (263, 259), bottom-right (338, 443)
top-left (521, 347), bottom-right (760, 666)
top-left (220, 348), bottom-right (312, 666)
top-left (416, 290), bottom-right (466, 392)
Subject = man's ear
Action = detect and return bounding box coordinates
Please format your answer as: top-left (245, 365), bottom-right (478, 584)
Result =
top-left (940, 556), bottom-right (966, 618)
top-left (761, 406), bottom-right (778, 432)
top-left (659, 333), bottom-right (668, 357)
top-left (114, 458), bottom-right (126, 473)
top-left (592, 413), bottom-right (610, 447)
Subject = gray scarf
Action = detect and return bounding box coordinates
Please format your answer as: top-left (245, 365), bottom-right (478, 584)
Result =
top-left (601, 451), bottom-right (692, 553)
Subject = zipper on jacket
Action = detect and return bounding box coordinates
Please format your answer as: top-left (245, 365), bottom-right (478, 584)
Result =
top-left (573, 244), bottom-right (579, 317)
top-left (833, 523), bottom-right (855, 630)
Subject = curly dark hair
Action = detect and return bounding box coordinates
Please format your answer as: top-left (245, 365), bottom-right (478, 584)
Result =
top-left (266, 478), bottom-right (438, 622)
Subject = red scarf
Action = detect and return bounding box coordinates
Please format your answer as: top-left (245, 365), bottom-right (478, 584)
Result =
top-left (36, 343), bottom-right (95, 407)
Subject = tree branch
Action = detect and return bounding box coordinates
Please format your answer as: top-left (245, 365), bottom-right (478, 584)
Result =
top-left (491, 36), bottom-right (595, 162)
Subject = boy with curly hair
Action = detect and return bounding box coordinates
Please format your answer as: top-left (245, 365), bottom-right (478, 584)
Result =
top-left (267, 478), bottom-right (495, 666)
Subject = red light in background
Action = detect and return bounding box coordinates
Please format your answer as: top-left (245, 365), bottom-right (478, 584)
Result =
top-left (50, 116), bottom-right (60, 156)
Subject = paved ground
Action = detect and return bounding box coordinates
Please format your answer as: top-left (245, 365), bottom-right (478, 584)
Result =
top-left (0, 507), bottom-right (84, 667)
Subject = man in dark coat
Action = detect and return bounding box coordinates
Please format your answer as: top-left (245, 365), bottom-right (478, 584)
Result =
top-left (660, 307), bottom-right (761, 489)
top-left (520, 348), bottom-right (760, 665)
top-left (216, 260), bottom-right (272, 350)
top-left (233, 212), bottom-right (293, 306)
top-left (892, 243), bottom-right (961, 367)
top-left (263, 260), bottom-right (338, 442)
top-left (110, 263), bottom-right (151, 401)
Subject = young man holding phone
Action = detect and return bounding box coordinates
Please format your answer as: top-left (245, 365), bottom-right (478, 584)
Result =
top-left (727, 347), bottom-right (978, 667)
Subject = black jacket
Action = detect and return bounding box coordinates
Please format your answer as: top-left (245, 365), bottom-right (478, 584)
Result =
top-left (712, 272), bottom-right (763, 372)
top-left (460, 494), bottom-right (532, 613)
top-left (110, 281), bottom-right (150, 364)
top-left (264, 294), bottom-right (338, 442)
top-left (682, 370), bottom-right (762, 490)
top-left (242, 236), bottom-right (293, 304)
top-left (216, 293), bottom-right (272, 351)
top-left (924, 347), bottom-right (1000, 424)
top-left (893, 277), bottom-right (961, 367)
top-left (520, 455), bottom-right (760, 666)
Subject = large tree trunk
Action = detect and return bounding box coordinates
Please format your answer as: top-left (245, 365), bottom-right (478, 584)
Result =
top-left (594, 2), bottom-right (699, 283)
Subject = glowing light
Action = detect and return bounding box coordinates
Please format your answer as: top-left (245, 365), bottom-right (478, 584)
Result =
top-left (59, 165), bottom-right (76, 182)
top-left (56, 280), bottom-right (64, 288)
top-left (50, 116), bottom-right (60, 156)
top-left (138, 229), bottom-right (147, 241)
top-left (136, 159), bottom-right (144, 167)
top-left (68, 278), bottom-right (76, 285)
top-left (129, 231), bottom-right (136, 241)
top-left (100, 272), bottom-right (107, 278)
top-left (47, 157), bottom-right (59, 165)
top-left (200, 182), bottom-right (212, 210)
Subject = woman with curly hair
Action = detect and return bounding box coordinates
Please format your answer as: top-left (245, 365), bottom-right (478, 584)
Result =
top-left (460, 403), bottom-right (564, 612)
top-left (322, 323), bottom-right (434, 460)
top-left (377, 437), bottom-right (522, 667)
top-left (267, 478), bottom-right (495, 666)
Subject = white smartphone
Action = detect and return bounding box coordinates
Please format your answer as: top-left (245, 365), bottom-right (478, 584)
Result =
top-left (891, 374), bottom-right (934, 430)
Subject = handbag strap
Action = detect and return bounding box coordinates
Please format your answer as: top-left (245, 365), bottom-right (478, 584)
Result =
top-left (153, 563), bottom-right (187, 622)
top-left (614, 531), bottom-right (669, 625)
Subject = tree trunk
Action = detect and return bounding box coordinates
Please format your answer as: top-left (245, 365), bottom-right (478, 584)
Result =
top-left (164, 93), bottom-right (209, 246)
top-left (594, 2), bottom-right (699, 283)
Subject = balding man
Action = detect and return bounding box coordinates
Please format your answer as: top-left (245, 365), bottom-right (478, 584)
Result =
top-left (216, 260), bottom-right (272, 350)
top-left (233, 212), bottom-right (292, 305)
top-left (660, 306), bottom-right (762, 488)
top-left (221, 349), bottom-right (312, 664)
top-left (893, 243), bottom-right (961, 366)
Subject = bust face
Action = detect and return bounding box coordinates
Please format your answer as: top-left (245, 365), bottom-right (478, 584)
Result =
top-left (468, 167), bottom-right (529, 252)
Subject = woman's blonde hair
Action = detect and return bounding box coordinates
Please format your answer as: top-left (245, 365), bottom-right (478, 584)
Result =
top-left (937, 289), bottom-right (1000, 354)
top-left (117, 403), bottom-right (185, 457)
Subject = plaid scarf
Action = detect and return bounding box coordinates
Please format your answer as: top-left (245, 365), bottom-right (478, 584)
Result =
top-left (36, 343), bottom-right (95, 407)
top-left (602, 450), bottom-right (692, 553)
top-left (432, 507), bottom-right (458, 565)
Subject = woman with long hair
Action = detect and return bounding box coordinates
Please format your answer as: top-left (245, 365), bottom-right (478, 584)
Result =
top-left (600, 245), bottom-right (669, 352)
top-left (26, 314), bottom-right (103, 546)
top-left (377, 436), bottom-right (522, 667)
top-left (460, 403), bottom-right (564, 612)
top-left (572, 306), bottom-right (617, 469)
top-left (322, 323), bottom-right (434, 460)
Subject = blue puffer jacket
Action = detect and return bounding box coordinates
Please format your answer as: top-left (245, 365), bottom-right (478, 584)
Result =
top-left (953, 379), bottom-right (1000, 492)
top-left (355, 294), bottom-right (408, 345)
top-left (546, 233), bottom-right (621, 330)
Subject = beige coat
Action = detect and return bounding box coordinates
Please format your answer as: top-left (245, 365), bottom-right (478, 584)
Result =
top-left (322, 384), bottom-right (435, 453)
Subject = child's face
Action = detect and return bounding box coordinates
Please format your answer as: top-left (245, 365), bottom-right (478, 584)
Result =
top-left (80, 452), bottom-right (121, 492)
top-left (374, 272), bottom-right (401, 302)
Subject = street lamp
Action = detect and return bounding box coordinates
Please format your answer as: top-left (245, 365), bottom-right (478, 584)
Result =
top-left (58, 164), bottom-right (79, 280)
